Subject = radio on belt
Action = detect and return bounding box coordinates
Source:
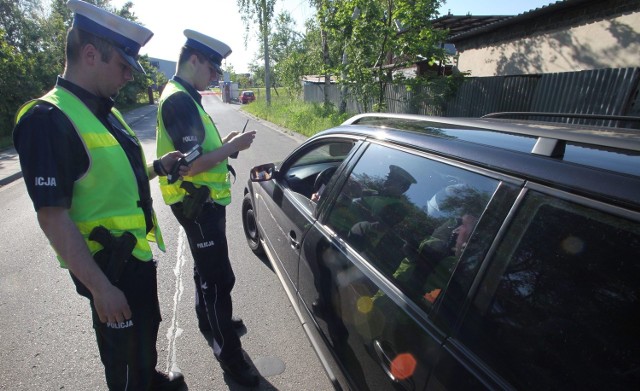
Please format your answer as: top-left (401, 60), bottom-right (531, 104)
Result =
top-left (167, 144), bottom-right (203, 184)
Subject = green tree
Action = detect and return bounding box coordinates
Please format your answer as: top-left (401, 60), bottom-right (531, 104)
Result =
top-left (237, 0), bottom-right (276, 105)
top-left (250, 11), bottom-right (303, 94)
top-left (1, 0), bottom-right (62, 144)
top-left (322, 0), bottom-right (450, 112)
top-left (1, 0), bottom-right (160, 146)
top-left (310, 0), bottom-right (333, 109)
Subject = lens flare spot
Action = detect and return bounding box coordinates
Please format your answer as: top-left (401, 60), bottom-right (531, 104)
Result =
top-left (562, 236), bottom-right (585, 255)
top-left (423, 288), bottom-right (442, 304)
top-left (391, 353), bottom-right (417, 380)
top-left (357, 295), bottom-right (373, 314)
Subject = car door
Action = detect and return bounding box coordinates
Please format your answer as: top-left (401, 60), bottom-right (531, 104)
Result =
top-left (429, 185), bottom-right (640, 390)
top-left (255, 137), bottom-right (357, 289)
top-left (298, 142), bottom-right (514, 390)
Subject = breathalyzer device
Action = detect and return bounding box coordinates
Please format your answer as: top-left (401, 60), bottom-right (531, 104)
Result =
top-left (167, 144), bottom-right (203, 184)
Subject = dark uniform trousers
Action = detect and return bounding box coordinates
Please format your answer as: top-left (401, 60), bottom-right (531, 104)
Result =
top-left (170, 200), bottom-right (243, 363)
top-left (71, 258), bottom-right (161, 390)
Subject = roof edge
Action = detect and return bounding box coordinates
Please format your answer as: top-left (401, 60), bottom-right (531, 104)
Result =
top-left (446, 0), bottom-right (593, 43)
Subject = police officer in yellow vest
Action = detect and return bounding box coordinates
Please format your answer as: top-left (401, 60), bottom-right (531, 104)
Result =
top-left (13, 1), bottom-right (187, 389)
top-left (156, 29), bottom-right (257, 387)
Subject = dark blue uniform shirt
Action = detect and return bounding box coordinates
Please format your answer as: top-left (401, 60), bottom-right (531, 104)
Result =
top-left (13, 77), bottom-right (155, 232)
top-left (160, 76), bottom-right (206, 153)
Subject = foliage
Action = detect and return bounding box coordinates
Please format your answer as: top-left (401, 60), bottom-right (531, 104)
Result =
top-left (0, 0), bottom-right (162, 148)
top-left (241, 89), bottom-right (349, 137)
top-left (248, 15), bottom-right (330, 98)
top-left (1, 0), bottom-right (64, 146)
top-left (273, 16), bottom-right (326, 96)
top-left (237, 0), bottom-right (277, 105)
top-left (317, 0), bottom-right (450, 112)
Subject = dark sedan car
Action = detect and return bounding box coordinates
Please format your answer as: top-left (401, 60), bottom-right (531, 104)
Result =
top-left (242, 112), bottom-right (640, 390)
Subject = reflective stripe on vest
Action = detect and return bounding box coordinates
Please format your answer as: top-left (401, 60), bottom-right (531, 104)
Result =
top-left (15, 86), bottom-right (165, 267)
top-left (156, 80), bottom-right (231, 205)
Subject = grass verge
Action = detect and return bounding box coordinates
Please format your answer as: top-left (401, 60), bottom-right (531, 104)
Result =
top-left (240, 92), bottom-right (351, 137)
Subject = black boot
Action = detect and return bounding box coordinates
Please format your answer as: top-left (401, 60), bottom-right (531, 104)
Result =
top-left (218, 355), bottom-right (259, 387)
top-left (150, 370), bottom-right (185, 391)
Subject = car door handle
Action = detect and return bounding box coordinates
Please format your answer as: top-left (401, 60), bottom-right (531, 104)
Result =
top-left (289, 231), bottom-right (300, 249)
top-left (372, 339), bottom-right (416, 390)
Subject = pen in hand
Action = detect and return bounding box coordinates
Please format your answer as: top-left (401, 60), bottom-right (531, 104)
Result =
top-left (230, 119), bottom-right (249, 159)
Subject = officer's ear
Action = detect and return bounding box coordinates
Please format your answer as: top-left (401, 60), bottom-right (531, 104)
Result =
top-left (81, 43), bottom-right (99, 67)
top-left (188, 53), bottom-right (201, 67)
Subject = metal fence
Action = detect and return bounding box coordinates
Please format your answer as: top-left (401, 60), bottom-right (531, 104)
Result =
top-left (303, 67), bottom-right (640, 127)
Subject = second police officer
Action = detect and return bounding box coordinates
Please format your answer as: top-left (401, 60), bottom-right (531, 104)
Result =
top-left (155, 30), bottom-right (258, 387)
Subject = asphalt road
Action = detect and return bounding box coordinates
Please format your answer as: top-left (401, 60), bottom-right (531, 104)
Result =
top-left (0, 95), bottom-right (334, 390)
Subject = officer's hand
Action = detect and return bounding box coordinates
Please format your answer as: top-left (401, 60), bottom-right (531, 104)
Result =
top-left (230, 130), bottom-right (256, 152)
top-left (223, 131), bottom-right (239, 143)
top-left (93, 284), bottom-right (132, 324)
top-left (160, 151), bottom-right (184, 172)
top-left (160, 151), bottom-right (190, 178)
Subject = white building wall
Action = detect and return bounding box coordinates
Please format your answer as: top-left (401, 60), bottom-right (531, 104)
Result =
top-left (456, 12), bottom-right (640, 76)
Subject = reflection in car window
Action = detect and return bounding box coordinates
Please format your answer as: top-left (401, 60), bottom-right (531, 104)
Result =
top-left (283, 141), bottom-right (355, 199)
top-left (459, 192), bottom-right (640, 390)
top-left (290, 142), bottom-right (354, 167)
top-left (325, 143), bottom-right (499, 311)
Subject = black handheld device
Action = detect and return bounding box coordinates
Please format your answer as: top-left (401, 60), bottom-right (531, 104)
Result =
top-left (167, 144), bottom-right (203, 184)
top-left (230, 119), bottom-right (249, 159)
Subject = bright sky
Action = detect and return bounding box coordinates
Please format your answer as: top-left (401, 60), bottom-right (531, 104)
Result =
top-left (109, 0), bottom-right (556, 73)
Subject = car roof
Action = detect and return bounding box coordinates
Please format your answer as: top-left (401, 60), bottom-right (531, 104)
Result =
top-left (315, 112), bottom-right (640, 209)
top-left (343, 113), bottom-right (640, 153)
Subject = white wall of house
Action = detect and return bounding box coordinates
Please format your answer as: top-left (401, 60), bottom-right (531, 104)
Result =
top-left (455, 12), bottom-right (640, 76)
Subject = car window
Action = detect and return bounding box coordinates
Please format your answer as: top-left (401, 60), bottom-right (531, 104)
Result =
top-left (281, 140), bottom-right (355, 199)
top-left (325, 143), bottom-right (500, 312)
top-left (457, 191), bottom-right (640, 390)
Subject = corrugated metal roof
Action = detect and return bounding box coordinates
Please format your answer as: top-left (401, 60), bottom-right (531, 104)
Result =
top-left (444, 0), bottom-right (594, 42)
top-left (432, 15), bottom-right (512, 36)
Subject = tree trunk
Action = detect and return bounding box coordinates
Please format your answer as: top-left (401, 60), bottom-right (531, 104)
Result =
top-left (262, 0), bottom-right (271, 106)
top-left (322, 26), bottom-right (330, 109)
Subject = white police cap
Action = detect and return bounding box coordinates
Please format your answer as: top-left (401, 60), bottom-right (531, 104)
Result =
top-left (67, 0), bottom-right (153, 73)
top-left (183, 29), bottom-right (232, 73)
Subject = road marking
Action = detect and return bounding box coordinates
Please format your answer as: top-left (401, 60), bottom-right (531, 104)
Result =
top-left (165, 226), bottom-right (187, 374)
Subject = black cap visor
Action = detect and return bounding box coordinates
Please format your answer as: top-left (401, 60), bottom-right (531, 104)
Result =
top-left (116, 47), bottom-right (145, 74)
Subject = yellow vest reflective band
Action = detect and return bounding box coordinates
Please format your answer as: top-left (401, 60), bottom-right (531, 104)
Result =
top-left (156, 80), bottom-right (231, 206)
top-left (15, 86), bottom-right (165, 267)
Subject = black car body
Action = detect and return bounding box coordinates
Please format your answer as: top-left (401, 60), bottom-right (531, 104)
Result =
top-left (242, 113), bottom-right (640, 390)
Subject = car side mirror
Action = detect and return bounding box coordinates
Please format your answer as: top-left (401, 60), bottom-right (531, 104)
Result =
top-left (250, 163), bottom-right (277, 182)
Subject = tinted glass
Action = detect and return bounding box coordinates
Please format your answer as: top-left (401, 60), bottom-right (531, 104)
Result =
top-left (564, 142), bottom-right (640, 176)
top-left (325, 143), bottom-right (499, 312)
top-left (458, 192), bottom-right (640, 389)
top-left (282, 140), bottom-right (355, 199)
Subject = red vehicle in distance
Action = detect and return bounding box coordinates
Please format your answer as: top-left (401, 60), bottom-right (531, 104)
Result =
top-left (240, 90), bottom-right (255, 104)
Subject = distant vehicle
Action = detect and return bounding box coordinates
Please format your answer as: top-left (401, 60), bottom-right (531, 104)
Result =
top-left (242, 112), bottom-right (640, 390)
top-left (240, 90), bottom-right (255, 104)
